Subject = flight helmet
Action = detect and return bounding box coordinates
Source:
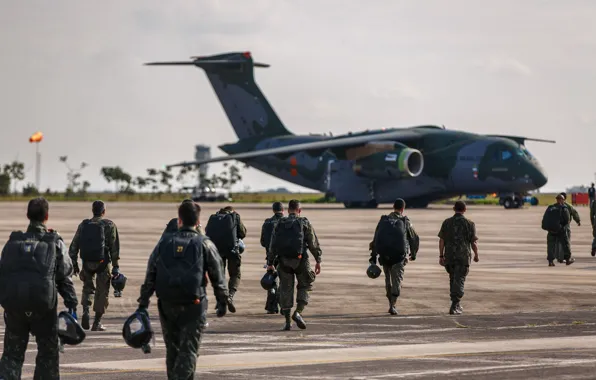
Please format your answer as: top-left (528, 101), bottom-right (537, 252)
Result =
top-left (366, 264), bottom-right (382, 279)
top-left (57, 311), bottom-right (86, 345)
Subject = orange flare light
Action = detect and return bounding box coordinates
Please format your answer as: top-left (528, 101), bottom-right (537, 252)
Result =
top-left (29, 132), bottom-right (43, 143)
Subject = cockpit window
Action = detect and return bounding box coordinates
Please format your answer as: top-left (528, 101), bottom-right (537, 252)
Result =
top-left (501, 150), bottom-right (512, 160)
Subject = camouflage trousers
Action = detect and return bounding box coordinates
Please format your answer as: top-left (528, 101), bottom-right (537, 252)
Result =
top-left (382, 261), bottom-right (405, 306)
top-left (547, 232), bottom-right (571, 262)
top-left (80, 261), bottom-right (111, 314)
top-left (158, 299), bottom-right (204, 380)
top-left (221, 254), bottom-right (241, 297)
top-left (444, 262), bottom-right (469, 303)
top-left (277, 256), bottom-right (316, 310)
top-left (265, 276), bottom-right (280, 313)
top-left (0, 307), bottom-right (59, 380)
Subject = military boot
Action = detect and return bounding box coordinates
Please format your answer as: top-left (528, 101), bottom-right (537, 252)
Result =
top-left (91, 314), bottom-right (106, 331)
top-left (548, 261), bottom-right (555, 267)
top-left (449, 302), bottom-right (461, 315)
top-left (456, 302), bottom-right (463, 314)
top-left (591, 248), bottom-right (596, 257)
top-left (227, 294), bottom-right (236, 313)
top-left (292, 311), bottom-right (306, 329)
top-left (388, 297), bottom-right (398, 315)
top-left (566, 257), bottom-right (576, 266)
top-left (282, 309), bottom-right (291, 331)
top-left (81, 307), bottom-right (90, 330)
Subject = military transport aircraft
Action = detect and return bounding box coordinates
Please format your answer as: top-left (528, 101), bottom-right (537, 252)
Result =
top-left (146, 52), bottom-right (552, 209)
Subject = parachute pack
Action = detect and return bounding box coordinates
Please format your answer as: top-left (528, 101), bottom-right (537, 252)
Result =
top-left (541, 205), bottom-right (563, 233)
top-left (79, 219), bottom-right (106, 262)
top-left (0, 231), bottom-right (59, 314)
top-left (205, 212), bottom-right (238, 254)
top-left (270, 217), bottom-right (305, 259)
top-left (155, 234), bottom-right (206, 305)
top-left (374, 215), bottom-right (408, 265)
top-left (260, 217), bottom-right (280, 250)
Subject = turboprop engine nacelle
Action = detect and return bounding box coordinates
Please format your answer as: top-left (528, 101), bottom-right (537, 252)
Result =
top-left (353, 147), bottom-right (424, 179)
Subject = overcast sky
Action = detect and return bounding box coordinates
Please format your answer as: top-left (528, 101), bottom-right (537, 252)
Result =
top-left (1, 0), bottom-right (595, 194)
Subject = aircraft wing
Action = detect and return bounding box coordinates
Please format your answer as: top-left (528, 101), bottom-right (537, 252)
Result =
top-left (487, 135), bottom-right (556, 145)
top-left (166, 129), bottom-right (414, 168)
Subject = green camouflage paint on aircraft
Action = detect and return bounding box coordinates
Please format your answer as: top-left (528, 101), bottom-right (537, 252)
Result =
top-left (146, 52), bottom-right (551, 209)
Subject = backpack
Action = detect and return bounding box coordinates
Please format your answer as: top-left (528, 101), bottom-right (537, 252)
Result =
top-left (205, 212), bottom-right (238, 254)
top-left (79, 219), bottom-right (106, 262)
top-left (155, 233), bottom-right (206, 304)
top-left (270, 217), bottom-right (305, 258)
top-left (0, 231), bottom-right (59, 313)
top-left (542, 205), bottom-right (563, 233)
top-left (374, 215), bottom-right (407, 265)
top-left (261, 217), bottom-right (280, 250)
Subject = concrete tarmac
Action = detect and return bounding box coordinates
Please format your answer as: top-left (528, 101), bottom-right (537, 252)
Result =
top-left (1, 201), bottom-right (596, 379)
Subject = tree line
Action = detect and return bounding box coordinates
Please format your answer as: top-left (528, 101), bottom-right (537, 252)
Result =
top-left (0, 157), bottom-right (243, 197)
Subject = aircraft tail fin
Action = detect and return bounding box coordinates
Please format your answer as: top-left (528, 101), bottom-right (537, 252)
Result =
top-left (145, 52), bottom-right (292, 140)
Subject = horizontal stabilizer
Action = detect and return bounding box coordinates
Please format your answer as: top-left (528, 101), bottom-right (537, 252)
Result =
top-left (488, 135), bottom-right (556, 144)
top-left (145, 52), bottom-right (269, 68)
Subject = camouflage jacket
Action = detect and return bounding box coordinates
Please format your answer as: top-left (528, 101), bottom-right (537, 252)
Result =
top-left (69, 216), bottom-right (120, 268)
top-left (137, 226), bottom-right (228, 308)
top-left (564, 202), bottom-right (580, 225)
top-left (267, 213), bottom-right (322, 265)
top-left (438, 213), bottom-right (478, 265)
top-left (24, 222), bottom-right (78, 309)
top-left (369, 212), bottom-right (419, 263)
top-left (590, 202), bottom-right (596, 226)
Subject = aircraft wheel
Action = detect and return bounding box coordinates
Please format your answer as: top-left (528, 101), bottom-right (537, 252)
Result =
top-left (503, 198), bottom-right (513, 209)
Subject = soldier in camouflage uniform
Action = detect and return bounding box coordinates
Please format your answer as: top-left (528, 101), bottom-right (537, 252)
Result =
top-left (0, 198), bottom-right (78, 380)
top-left (260, 201), bottom-right (284, 314)
top-left (559, 193), bottom-right (579, 263)
top-left (137, 201), bottom-right (229, 379)
top-left (438, 201), bottom-right (479, 315)
top-left (205, 206), bottom-right (246, 313)
top-left (369, 198), bottom-right (419, 315)
top-left (159, 200), bottom-right (210, 329)
top-left (267, 200), bottom-right (322, 330)
top-left (69, 200), bottom-right (121, 331)
top-left (547, 194), bottom-right (573, 265)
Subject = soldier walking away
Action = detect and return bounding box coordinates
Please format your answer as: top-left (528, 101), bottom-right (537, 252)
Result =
top-left (0, 197), bottom-right (78, 380)
top-left (559, 192), bottom-right (580, 262)
top-left (543, 194), bottom-right (573, 266)
top-left (205, 206), bottom-right (246, 313)
top-left (369, 198), bottom-right (420, 315)
top-left (69, 200), bottom-right (121, 331)
top-left (438, 201), bottom-right (479, 315)
top-left (159, 200), bottom-right (210, 329)
top-left (136, 200), bottom-right (229, 379)
top-left (589, 183), bottom-right (595, 210)
top-left (260, 202), bottom-right (284, 314)
top-left (268, 200), bottom-right (322, 330)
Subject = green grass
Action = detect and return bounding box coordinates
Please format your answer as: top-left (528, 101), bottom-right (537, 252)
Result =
top-left (0, 191), bottom-right (580, 206)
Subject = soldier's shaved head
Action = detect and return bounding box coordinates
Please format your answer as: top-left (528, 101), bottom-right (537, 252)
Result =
top-left (393, 198), bottom-right (405, 210)
top-left (454, 201), bottom-right (467, 213)
top-left (288, 199), bottom-right (301, 212)
top-left (272, 201), bottom-right (283, 212)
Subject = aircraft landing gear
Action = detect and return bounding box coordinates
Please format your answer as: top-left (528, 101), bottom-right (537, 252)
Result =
top-left (500, 194), bottom-right (524, 209)
top-left (343, 200), bottom-right (379, 209)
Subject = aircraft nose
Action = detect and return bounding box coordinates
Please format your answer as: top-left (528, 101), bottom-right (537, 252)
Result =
top-left (532, 168), bottom-right (548, 188)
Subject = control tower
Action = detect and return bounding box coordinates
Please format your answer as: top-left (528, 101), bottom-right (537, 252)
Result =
top-left (195, 145), bottom-right (211, 189)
